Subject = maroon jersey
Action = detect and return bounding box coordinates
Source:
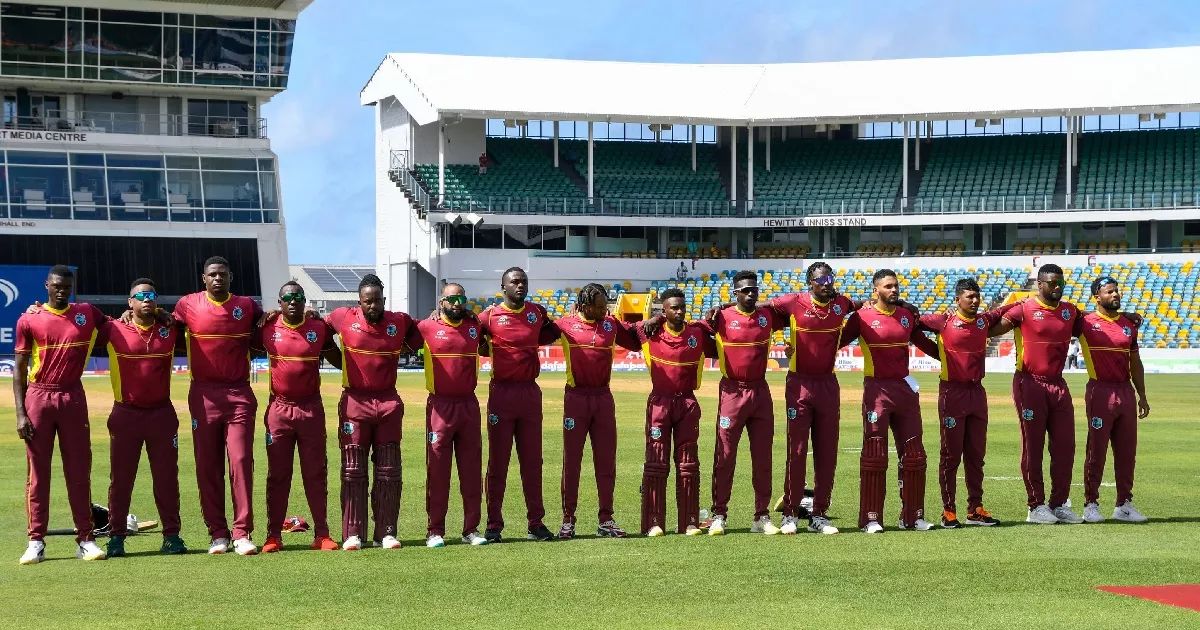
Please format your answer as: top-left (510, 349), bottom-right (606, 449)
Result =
top-left (840, 304), bottom-right (928, 379)
top-left (706, 305), bottom-right (783, 382)
top-left (414, 317), bottom-right (482, 397)
top-left (920, 310), bottom-right (1002, 382)
top-left (1079, 312), bottom-right (1139, 382)
top-left (555, 312), bottom-right (639, 388)
top-left (327, 307), bottom-right (418, 393)
top-left (101, 319), bottom-right (177, 407)
top-left (769, 292), bottom-right (854, 376)
top-left (635, 321), bottom-right (715, 394)
top-left (1001, 298), bottom-right (1082, 378)
top-left (173, 292), bottom-right (261, 384)
top-left (479, 302), bottom-right (558, 383)
top-left (15, 303), bottom-right (104, 386)
top-left (260, 316), bottom-right (334, 399)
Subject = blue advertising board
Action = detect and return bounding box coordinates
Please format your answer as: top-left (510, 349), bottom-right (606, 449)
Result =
top-left (0, 265), bottom-right (57, 361)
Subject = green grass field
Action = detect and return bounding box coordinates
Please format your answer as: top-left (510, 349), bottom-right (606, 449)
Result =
top-left (1, 371), bottom-right (1198, 628)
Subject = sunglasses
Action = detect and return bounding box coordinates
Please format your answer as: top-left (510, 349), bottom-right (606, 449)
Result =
top-left (279, 292), bottom-right (306, 303)
top-left (442, 295), bottom-right (467, 305)
top-left (811, 275), bottom-right (835, 286)
top-left (734, 286), bottom-right (759, 294)
top-left (130, 290), bottom-right (157, 301)
top-left (1038, 279), bottom-right (1065, 288)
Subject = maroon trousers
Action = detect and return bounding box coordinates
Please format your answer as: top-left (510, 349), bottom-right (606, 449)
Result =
top-left (24, 383), bottom-right (93, 542)
top-left (188, 381), bottom-right (257, 541)
top-left (107, 402), bottom-right (181, 537)
top-left (1012, 372), bottom-right (1075, 509)
top-left (710, 378), bottom-right (774, 519)
top-left (641, 391), bottom-right (701, 534)
top-left (338, 390), bottom-right (404, 541)
top-left (264, 395), bottom-right (329, 539)
top-left (485, 380), bottom-right (545, 531)
top-left (1083, 380), bottom-right (1138, 506)
top-left (859, 377), bottom-right (926, 528)
top-left (782, 373), bottom-right (840, 518)
top-left (937, 381), bottom-right (989, 514)
top-left (426, 394), bottom-right (483, 537)
top-left (561, 387), bottom-right (617, 525)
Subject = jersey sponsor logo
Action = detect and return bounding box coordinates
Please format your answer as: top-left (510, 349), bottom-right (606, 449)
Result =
top-left (272, 331), bottom-right (283, 341)
top-left (306, 330), bottom-right (318, 343)
top-left (385, 323), bottom-right (398, 337)
top-left (232, 306), bottom-right (244, 320)
top-left (563, 417), bottom-right (576, 430)
top-left (1022, 408), bottom-right (1035, 422)
top-left (1090, 416), bottom-right (1104, 429)
top-left (1033, 311), bottom-right (1045, 320)
top-left (730, 320), bottom-right (740, 328)
top-left (469, 327), bottom-right (478, 339)
top-left (191, 418), bottom-right (198, 431)
top-left (487, 413), bottom-right (500, 426)
top-left (351, 322), bottom-right (362, 332)
top-left (787, 407), bottom-right (798, 421)
top-left (602, 320), bottom-right (613, 332)
top-left (1091, 322), bottom-right (1103, 331)
top-left (1122, 326), bottom-right (1132, 337)
top-left (757, 315), bottom-right (768, 328)
top-left (976, 318), bottom-right (986, 329)
top-left (497, 315), bottom-right (510, 326)
top-left (687, 335), bottom-right (698, 348)
top-left (74, 312), bottom-right (87, 326)
top-left (866, 410), bottom-right (879, 424)
top-left (572, 323), bottom-right (582, 331)
top-left (435, 329), bottom-right (445, 337)
top-left (1061, 309), bottom-right (1070, 320)
top-left (428, 431), bottom-right (439, 444)
top-left (900, 316), bottom-right (910, 329)
top-left (265, 432), bottom-right (274, 446)
top-left (869, 319), bottom-right (882, 329)
top-left (526, 311), bottom-right (537, 324)
top-left (649, 426), bottom-right (662, 440)
top-left (158, 326), bottom-right (170, 338)
top-left (718, 416), bottom-right (732, 429)
top-left (944, 416), bottom-right (957, 429)
top-left (341, 421), bottom-right (354, 435)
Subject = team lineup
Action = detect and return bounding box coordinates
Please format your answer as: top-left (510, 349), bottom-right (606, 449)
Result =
top-left (11, 257), bottom-right (1151, 564)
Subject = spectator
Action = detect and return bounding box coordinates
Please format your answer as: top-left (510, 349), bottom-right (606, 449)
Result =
top-left (478, 152), bottom-right (489, 175)
top-left (675, 262), bottom-right (687, 281)
top-left (1067, 338), bottom-right (1081, 370)
top-left (709, 241), bottom-right (720, 258)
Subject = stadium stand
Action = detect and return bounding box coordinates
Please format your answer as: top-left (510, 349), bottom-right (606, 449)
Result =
top-left (751, 139), bottom-right (903, 211)
top-left (855, 243), bottom-right (903, 257)
top-left (413, 138), bottom-right (583, 205)
top-left (1013, 241), bottom-right (1066, 255)
top-left (1074, 129), bottom-right (1200, 208)
top-left (916, 134), bottom-right (1060, 211)
top-left (562, 139), bottom-right (727, 202)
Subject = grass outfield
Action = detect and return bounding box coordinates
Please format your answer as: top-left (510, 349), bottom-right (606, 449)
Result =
top-left (1, 371), bottom-right (1198, 628)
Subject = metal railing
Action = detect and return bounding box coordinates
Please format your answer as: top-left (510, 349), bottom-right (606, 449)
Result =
top-left (0, 201), bottom-right (278, 224)
top-left (3, 112), bottom-right (267, 138)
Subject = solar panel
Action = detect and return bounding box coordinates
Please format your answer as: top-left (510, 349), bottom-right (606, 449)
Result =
top-left (303, 267), bottom-right (346, 292)
top-left (352, 268), bottom-right (376, 278)
top-left (328, 269), bottom-right (361, 291)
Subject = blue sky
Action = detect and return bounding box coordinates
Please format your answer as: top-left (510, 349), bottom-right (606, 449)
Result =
top-left (265, 0), bottom-right (1200, 264)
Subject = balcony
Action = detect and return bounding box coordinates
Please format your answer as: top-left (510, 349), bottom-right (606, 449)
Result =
top-left (2, 112), bottom-right (267, 139)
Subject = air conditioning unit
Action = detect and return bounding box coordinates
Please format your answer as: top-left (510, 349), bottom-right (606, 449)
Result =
top-left (988, 118), bottom-right (1001, 126)
top-left (1138, 113), bottom-right (1151, 122)
top-left (974, 119), bottom-right (986, 128)
top-left (1154, 112), bottom-right (1167, 120)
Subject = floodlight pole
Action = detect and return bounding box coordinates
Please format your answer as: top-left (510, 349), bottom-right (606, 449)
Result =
top-left (901, 120), bottom-right (909, 208)
top-left (553, 121), bottom-right (559, 168)
top-left (690, 125), bottom-right (697, 171)
top-left (438, 122), bottom-right (445, 205)
top-left (587, 121), bottom-right (594, 199)
top-left (746, 124), bottom-right (755, 209)
top-left (730, 125), bottom-right (737, 204)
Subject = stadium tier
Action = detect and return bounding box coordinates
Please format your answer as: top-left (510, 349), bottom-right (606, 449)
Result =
top-left (751, 139), bottom-right (903, 210)
top-left (916, 134), bottom-right (1060, 211)
top-left (414, 138), bottom-right (583, 204)
top-left (1075, 129), bottom-right (1200, 208)
top-left (563, 139), bottom-right (727, 202)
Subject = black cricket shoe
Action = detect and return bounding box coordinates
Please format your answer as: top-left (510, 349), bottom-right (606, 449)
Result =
top-left (941, 510), bottom-right (961, 529)
top-left (527, 524), bottom-right (555, 541)
top-left (484, 528), bottom-right (503, 543)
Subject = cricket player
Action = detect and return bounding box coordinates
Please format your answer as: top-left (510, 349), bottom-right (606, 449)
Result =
top-left (172, 256), bottom-right (263, 555)
top-left (14, 265), bottom-right (107, 564)
top-left (987, 264), bottom-right (1086, 524)
top-left (258, 281), bottom-right (342, 553)
top-left (839, 269), bottom-right (940, 533)
top-left (327, 274), bottom-right (419, 550)
top-left (918, 278), bottom-right (1010, 528)
top-left (554, 283), bottom-right (640, 540)
top-left (765, 261), bottom-right (855, 535)
top-left (637, 288), bottom-right (715, 537)
top-left (412, 283), bottom-right (490, 548)
top-left (704, 270), bottom-right (785, 536)
top-left (1079, 276), bottom-right (1150, 523)
top-left (478, 267), bottom-right (561, 543)
top-left (101, 278), bottom-right (186, 557)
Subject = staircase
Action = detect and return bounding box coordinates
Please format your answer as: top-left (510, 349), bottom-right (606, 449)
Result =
top-left (387, 150), bottom-right (433, 216)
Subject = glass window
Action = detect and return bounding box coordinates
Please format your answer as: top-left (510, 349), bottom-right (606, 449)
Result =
top-left (272, 19), bottom-right (297, 32)
top-left (165, 169), bottom-right (202, 205)
top-left (269, 31), bottom-right (294, 75)
top-left (474, 225), bottom-right (502, 249)
top-left (257, 158), bottom-right (275, 171)
top-left (542, 225), bottom-right (567, 250)
top-left (99, 23), bottom-right (162, 68)
top-left (1, 17), bottom-right (67, 64)
top-left (166, 155), bottom-right (199, 169)
top-left (8, 151), bottom-right (68, 166)
top-left (258, 172), bottom-right (277, 208)
top-left (101, 10), bottom-right (163, 25)
top-left (503, 225), bottom-right (541, 249)
top-left (202, 171), bottom-right (260, 208)
top-left (70, 167), bottom-right (107, 208)
top-left (107, 154), bottom-right (163, 169)
top-left (163, 25), bottom-right (179, 68)
top-left (193, 28), bottom-right (254, 73)
top-left (447, 224), bottom-right (473, 248)
top-left (255, 31), bottom-right (269, 74)
top-left (201, 156), bottom-right (256, 171)
top-left (107, 168), bottom-right (166, 207)
top-left (568, 225), bottom-right (588, 237)
top-left (9, 165), bottom-right (70, 206)
top-left (194, 15), bottom-right (254, 30)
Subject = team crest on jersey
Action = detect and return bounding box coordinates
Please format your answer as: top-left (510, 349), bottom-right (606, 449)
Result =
top-left (342, 421), bottom-right (354, 435)
top-left (232, 306), bottom-right (244, 320)
top-left (1090, 416), bottom-right (1103, 429)
top-left (305, 330), bottom-right (318, 343)
top-left (385, 323), bottom-right (398, 337)
top-left (649, 426), bottom-right (662, 440)
top-left (1061, 309), bottom-right (1070, 320)
top-left (944, 416), bottom-right (957, 429)
top-left (976, 318), bottom-right (986, 329)
top-left (1022, 408), bottom-right (1035, 422)
top-left (787, 407), bottom-right (798, 421)
top-left (428, 431), bottom-right (439, 444)
top-left (469, 327), bottom-right (478, 339)
top-left (603, 320), bottom-right (613, 333)
top-left (74, 312), bottom-right (86, 326)
top-left (265, 433), bottom-right (274, 446)
top-left (900, 316), bottom-right (910, 329)
top-left (564, 417), bottom-right (576, 431)
top-left (159, 326), bottom-right (170, 338)
top-left (487, 413), bottom-right (500, 426)
top-left (757, 315), bottom-right (768, 328)
top-left (866, 410), bottom-right (879, 424)
top-left (191, 418), bottom-right (198, 431)
top-left (719, 416), bottom-right (732, 429)
top-left (832, 304), bottom-right (843, 315)
top-left (1122, 326), bottom-right (1131, 337)
top-left (526, 311), bottom-right (537, 324)
top-left (687, 335), bottom-right (698, 348)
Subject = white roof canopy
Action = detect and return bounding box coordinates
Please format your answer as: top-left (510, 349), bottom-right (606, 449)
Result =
top-left (361, 47), bottom-right (1200, 127)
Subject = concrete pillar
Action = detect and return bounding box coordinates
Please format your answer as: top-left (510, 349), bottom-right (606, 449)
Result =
top-left (915, 119), bottom-right (920, 171)
top-left (587, 121), bottom-right (594, 199)
top-left (1065, 115), bottom-right (1073, 208)
top-left (730, 126), bottom-right (737, 203)
top-left (901, 120), bottom-right (909, 207)
top-left (437, 123), bottom-right (445, 204)
top-left (766, 126), bottom-right (772, 172)
top-left (553, 121), bottom-right (559, 168)
top-left (691, 125), bottom-right (697, 171)
top-left (746, 124), bottom-right (754, 207)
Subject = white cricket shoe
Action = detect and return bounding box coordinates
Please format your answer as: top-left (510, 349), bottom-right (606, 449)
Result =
top-left (19, 540), bottom-right (45, 565)
top-left (380, 535), bottom-right (402, 549)
top-left (707, 515), bottom-right (727, 536)
top-left (751, 515), bottom-right (780, 535)
top-left (1113, 501), bottom-right (1149, 523)
top-left (1052, 505), bottom-right (1083, 524)
top-left (208, 537), bottom-right (230, 554)
top-left (462, 531), bottom-right (490, 546)
top-left (1083, 502), bottom-right (1104, 523)
top-left (808, 516), bottom-right (839, 535)
top-left (779, 515), bottom-right (800, 535)
top-left (76, 540), bottom-right (106, 561)
top-left (1026, 505), bottom-right (1059, 524)
top-left (684, 525), bottom-right (703, 536)
top-left (898, 518), bottom-right (934, 531)
top-left (341, 535), bottom-right (363, 551)
top-left (645, 526), bottom-right (665, 537)
top-left (863, 521), bottom-right (884, 534)
top-left (425, 535), bottom-right (445, 548)
top-left (232, 537), bottom-right (257, 556)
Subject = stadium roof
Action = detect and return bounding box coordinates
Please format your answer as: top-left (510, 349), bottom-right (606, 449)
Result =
top-left (361, 47), bottom-right (1200, 127)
